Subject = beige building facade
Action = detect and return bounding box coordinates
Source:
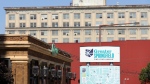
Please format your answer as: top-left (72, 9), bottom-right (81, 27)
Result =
top-left (4, 5), bottom-right (150, 43)
top-left (0, 34), bottom-right (73, 84)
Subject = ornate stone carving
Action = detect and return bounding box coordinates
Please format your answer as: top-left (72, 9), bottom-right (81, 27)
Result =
top-left (0, 36), bottom-right (28, 41)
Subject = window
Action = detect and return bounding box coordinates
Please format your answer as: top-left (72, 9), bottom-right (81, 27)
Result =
top-left (96, 37), bottom-right (100, 42)
top-left (118, 29), bottom-right (125, 35)
top-left (52, 22), bottom-right (58, 27)
top-left (85, 13), bottom-right (91, 19)
top-left (85, 22), bottom-right (91, 27)
top-left (74, 30), bottom-right (80, 35)
top-left (30, 23), bottom-right (36, 28)
top-left (41, 22), bottom-right (47, 27)
top-left (63, 22), bottom-right (69, 27)
top-left (141, 12), bottom-right (147, 18)
top-left (118, 37), bottom-right (125, 41)
top-left (30, 30), bottom-right (36, 36)
top-left (96, 13), bottom-right (102, 18)
top-left (63, 13), bottom-right (69, 19)
top-left (95, 30), bottom-right (102, 35)
top-left (85, 37), bottom-right (91, 42)
top-left (63, 38), bottom-right (69, 43)
top-left (20, 23), bottom-right (26, 28)
top-left (130, 37), bottom-right (136, 40)
top-left (129, 29), bottom-right (136, 35)
top-left (96, 21), bottom-right (102, 26)
top-left (141, 20), bottom-right (148, 26)
top-left (118, 13), bottom-right (125, 18)
top-left (107, 30), bottom-right (114, 35)
top-left (74, 13), bottom-right (80, 19)
top-left (8, 30), bottom-right (15, 34)
top-left (19, 30), bottom-right (26, 34)
top-left (74, 38), bottom-right (80, 43)
top-left (52, 38), bottom-right (58, 43)
top-left (52, 14), bottom-right (58, 20)
top-left (85, 30), bottom-right (91, 35)
top-left (129, 12), bottom-right (136, 18)
top-left (107, 13), bottom-right (113, 18)
top-left (107, 21), bottom-right (113, 25)
top-left (9, 14), bottom-right (15, 20)
top-left (41, 38), bottom-right (47, 42)
top-left (52, 30), bottom-right (58, 36)
top-left (74, 22), bottom-right (80, 27)
top-left (141, 37), bottom-right (147, 40)
top-left (63, 30), bottom-right (69, 36)
top-left (107, 37), bottom-right (114, 42)
top-left (141, 28), bottom-right (148, 35)
top-left (30, 14), bottom-right (36, 20)
top-left (41, 30), bottom-right (47, 36)
top-left (41, 14), bottom-right (47, 20)
top-left (19, 14), bottom-right (25, 20)
top-left (9, 23), bottom-right (15, 28)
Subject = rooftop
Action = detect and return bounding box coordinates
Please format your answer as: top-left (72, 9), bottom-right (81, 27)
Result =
top-left (4, 4), bottom-right (150, 10)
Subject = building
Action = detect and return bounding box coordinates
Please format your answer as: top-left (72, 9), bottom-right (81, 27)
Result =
top-left (0, 34), bottom-right (74, 84)
top-left (4, 4), bottom-right (150, 43)
top-left (55, 40), bottom-right (150, 84)
top-left (72, 0), bottom-right (106, 6)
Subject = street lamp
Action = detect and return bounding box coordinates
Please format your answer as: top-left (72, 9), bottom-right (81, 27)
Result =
top-left (99, 22), bottom-right (139, 46)
top-left (42, 66), bottom-right (48, 77)
top-left (32, 66), bottom-right (39, 84)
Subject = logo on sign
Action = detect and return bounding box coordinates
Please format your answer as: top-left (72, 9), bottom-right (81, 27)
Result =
top-left (85, 49), bottom-right (93, 57)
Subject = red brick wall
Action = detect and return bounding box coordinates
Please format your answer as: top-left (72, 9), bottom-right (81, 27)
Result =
top-left (53, 40), bottom-right (150, 84)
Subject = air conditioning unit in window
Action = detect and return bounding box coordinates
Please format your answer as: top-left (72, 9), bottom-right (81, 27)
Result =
top-left (74, 33), bottom-right (77, 36)
top-left (66, 33), bottom-right (69, 36)
top-left (52, 17), bottom-right (55, 20)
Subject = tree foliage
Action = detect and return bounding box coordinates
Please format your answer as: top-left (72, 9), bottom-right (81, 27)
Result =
top-left (139, 63), bottom-right (150, 83)
top-left (0, 62), bottom-right (14, 84)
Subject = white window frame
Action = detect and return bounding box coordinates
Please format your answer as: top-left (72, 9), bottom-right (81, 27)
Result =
top-left (52, 22), bottom-right (58, 27)
top-left (107, 13), bottom-right (113, 18)
top-left (41, 22), bottom-right (47, 27)
top-left (63, 13), bottom-right (69, 19)
top-left (96, 13), bottom-right (102, 19)
top-left (74, 22), bottom-right (80, 27)
top-left (20, 23), bottom-right (26, 28)
top-left (129, 12), bottom-right (136, 18)
top-left (41, 14), bottom-right (48, 20)
top-left (9, 23), bottom-right (15, 28)
top-left (30, 23), bottom-right (36, 28)
top-left (141, 12), bottom-right (147, 18)
top-left (74, 13), bottom-right (80, 19)
top-left (52, 14), bottom-right (58, 20)
top-left (30, 14), bottom-right (36, 20)
top-left (85, 13), bottom-right (91, 19)
top-left (9, 14), bottom-right (15, 20)
top-left (19, 14), bottom-right (25, 20)
top-left (41, 30), bottom-right (47, 36)
top-left (129, 29), bottom-right (136, 35)
top-left (118, 13), bottom-right (125, 18)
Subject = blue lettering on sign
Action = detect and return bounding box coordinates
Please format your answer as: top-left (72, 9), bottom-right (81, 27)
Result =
top-left (94, 49), bottom-right (114, 58)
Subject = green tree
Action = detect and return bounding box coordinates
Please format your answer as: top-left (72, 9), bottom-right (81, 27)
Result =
top-left (139, 63), bottom-right (150, 83)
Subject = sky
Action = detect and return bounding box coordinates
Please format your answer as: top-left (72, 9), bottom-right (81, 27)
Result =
top-left (0, 0), bottom-right (150, 34)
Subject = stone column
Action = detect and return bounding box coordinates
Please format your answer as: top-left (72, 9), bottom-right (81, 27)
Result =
top-left (11, 61), bottom-right (29, 84)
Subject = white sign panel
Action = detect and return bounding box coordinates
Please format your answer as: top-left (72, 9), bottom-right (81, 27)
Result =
top-left (80, 46), bottom-right (120, 62)
top-left (80, 66), bottom-right (120, 84)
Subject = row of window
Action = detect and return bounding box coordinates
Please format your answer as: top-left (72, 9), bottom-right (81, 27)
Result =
top-left (8, 20), bottom-right (148, 28)
top-left (40, 37), bottom-right (148, 43)
top-left (9, 12), bottom-right (148, 20)
top-left (7, 29), bottom-right (150, 35)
